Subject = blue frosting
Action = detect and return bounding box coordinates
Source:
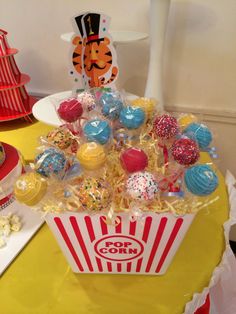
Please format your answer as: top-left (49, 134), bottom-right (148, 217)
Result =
top-left (83, 119), bottom-right (111, 144)
top-left (184, 164), bottom-right (218, 196)
top-left (183, 123), bottom-right (212, 149)
top-left (35, 148), bottom-right (66, 177)
top-left (100, 92), bottom-right (123, 120)
top-left (119, 106), bottom-right (145, 129)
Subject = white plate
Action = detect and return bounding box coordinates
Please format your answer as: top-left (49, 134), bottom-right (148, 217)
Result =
top-left (0, 201), bottom-right (44, 276)
top-left (32, 90), bottom-right (138, 127)
top-left (60, 30), bottom-right (148, 44)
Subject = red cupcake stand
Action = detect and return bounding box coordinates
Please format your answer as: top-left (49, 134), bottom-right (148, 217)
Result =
top-left (0, 29), bottom-right (36, 122)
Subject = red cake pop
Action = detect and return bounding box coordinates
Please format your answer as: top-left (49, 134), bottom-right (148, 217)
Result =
top-left (171, 138), bottom-right (200, 165)
top-left (120, 147), bottom-right (148, 173)
top-left (153, 114), bottom-right (179, 139)
top-left (57, 98), bottom-right (83, 123)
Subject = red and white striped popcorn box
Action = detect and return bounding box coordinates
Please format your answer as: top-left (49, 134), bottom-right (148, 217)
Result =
top-left (45, 211), bottom-right (196, 275)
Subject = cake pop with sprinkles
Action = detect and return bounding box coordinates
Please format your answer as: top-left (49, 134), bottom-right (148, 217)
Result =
top-left (100, 91), bottom-right (123, 120)
top-left (153, 114), bottom-right (179, 139)
top-left (35, 148), bottom-right (67, 177)
top-left (126, 171), bottom-right (158, 201)
top-left (171, 138), bottom-right (200, 166)
top-left (76, 177), bottom-right (111, 211)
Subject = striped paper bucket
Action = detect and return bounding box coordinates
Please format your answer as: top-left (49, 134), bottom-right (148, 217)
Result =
top-left (45, 211), bottom-right (196, 275)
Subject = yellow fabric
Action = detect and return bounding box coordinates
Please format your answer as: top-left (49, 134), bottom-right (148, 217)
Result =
top-left (0, 122), bottom-right (229, 314)
top-left (0, 118), bottom-right (53, 162)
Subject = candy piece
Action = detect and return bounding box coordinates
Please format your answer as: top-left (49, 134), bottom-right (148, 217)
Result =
top-left (76, 178), bottom-right (111, 211)
top-left (184, 164), bottom-right (218, 196)
top-left (120, 147), bottom-right (148, 173)
top-left (183, 123), bottom-right (212, 149)
top-left (77, 91), bottom-right (96, 112)
top-left (178, 114), bottom-right (198, 129)
top-left (14, 172), bottom-right (47, 206)
top-left (171, 138), bottom-right (200, 166)
top-left (0, 142), bottom-right (5, 166)
top-left (35, 148), bottom-right (67, 177)
top-left (76, 142), bottom-right (106, 170)
top-left (46, 126), bottom-right (73, 150)
top-left (131, 97), bottom-right (156, 120)
top-left (83, 119), bottom-right (111, 145)
top-left (100, 91), bottom-right (123, 120)
top-left (119, 106), bottom-right (145, 129)
top-left (126, 171), bottom-right (158, 201)
top-left (58, 98), bottom-right (83, 122)
top-left (153, 114), bottom-right (179, 139)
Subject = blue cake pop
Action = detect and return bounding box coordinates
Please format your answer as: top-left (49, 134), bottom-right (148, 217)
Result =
top-left (83, 119), bottom-right (111, 145)
top-left (184, 164), bottom-right (218, 196)
top-left (119, 106), bottom-right (145, 129)
top-left (100, 92), bottom-right (123, 120)
top-left (35, 148), bottom-right (67, 177)
top-left (183, 123), bottom-right (212, 149)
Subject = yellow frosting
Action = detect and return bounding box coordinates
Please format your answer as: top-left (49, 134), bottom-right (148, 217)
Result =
top-left (131, 97), bottom-right (157, 120)
top-left (76, 142), bottom-right (106, 170)
top-left (178, 114), bottom-right (198, 129)
top-left (14, 172), bottom-right (47, 206)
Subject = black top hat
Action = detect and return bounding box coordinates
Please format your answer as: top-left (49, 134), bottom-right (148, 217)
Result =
top-left (74, 14), bottom-right (85, 37)
top-left (82, 13), bottom-right (104, 43)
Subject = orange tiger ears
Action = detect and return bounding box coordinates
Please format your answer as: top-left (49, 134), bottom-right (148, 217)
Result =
top-left (72, 36), bottom-right (83, 46)
top-left (103, 37), bottom-right (110, 45)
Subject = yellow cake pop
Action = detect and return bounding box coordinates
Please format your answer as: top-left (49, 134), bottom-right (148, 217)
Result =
top-left (178, 114), bottom-right (198, 129)
top-left (76, 142), bottom-right (106, 170)
top-left (14, 172), bottom-right (47, 206)
top-left (131, 97), bottom-right (157, 120)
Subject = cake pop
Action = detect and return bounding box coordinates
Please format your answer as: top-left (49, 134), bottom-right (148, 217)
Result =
top-left (35, 148), bottom-right (67, 177)
top-left (119, 106), bottom-right (145, 129)
top-left (14, 172), bottom-right (47, 206)
top-left (76, 142), bottom-right (106, 170)
top-left (126, 171), bottom-right (158, 201)
top-left (153, 114), bottom-right (179, 139)
top-left (57, 98), bottom-right (83, 123)
top-left (120, 147), bottom-right (148, 173)
top-left (171, 138), bottom-right (200, 166)
top-left (183, 123), bottom-right (212, 149)
top-left (184, 164), bottom-right (218, 196)
top-left (83, 119), bottom-right (111, 145)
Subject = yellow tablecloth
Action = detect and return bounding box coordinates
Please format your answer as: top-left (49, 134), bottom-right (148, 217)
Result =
top-left (0, 119), bottom-right (229, 314)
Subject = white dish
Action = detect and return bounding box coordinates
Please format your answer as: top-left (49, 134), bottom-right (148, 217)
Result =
top-left (32, 90), bottom-right (138, 127)
top-left (0, 201), bottom-right (44, 276)
top-left (60, 30), bottom-right (148, 44)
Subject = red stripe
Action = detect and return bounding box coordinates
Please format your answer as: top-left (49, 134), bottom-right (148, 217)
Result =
top-left (117, 263), bottom-right (122, 272)
top-left (194, 294), bottom-right (210, 314)
top-left (9, 55), bottom-right (21, 76)
top-left (54, 217), bottom-right (84, 272)
top-left (142, 216), bottom-right (152, 243)
top-left (84, 215), bottom-right (95, 242)
top-left (126, 262), bottom-right (132, 272)
top-left (145, 217), bottom-right (167, 272)
top-left (115, 216), bottom-right (122, 233)
top-left (70, 216), bottom-right (94, 271)
top-left (100, 216), bottom-right (108, 235)
top-left (129, 220), bottom-right (136, 235)
top-left (136, 258), bottom-right (143, 272)
top-left (107, 262), bottom-right (112, 272)
top-left (95, 257), bottom-right (103, 272)
top-left (155, 218), bottom-right (183, 273)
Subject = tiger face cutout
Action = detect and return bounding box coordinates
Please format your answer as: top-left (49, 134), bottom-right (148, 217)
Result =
top-left (83, 37), bottom-right (118, 88)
